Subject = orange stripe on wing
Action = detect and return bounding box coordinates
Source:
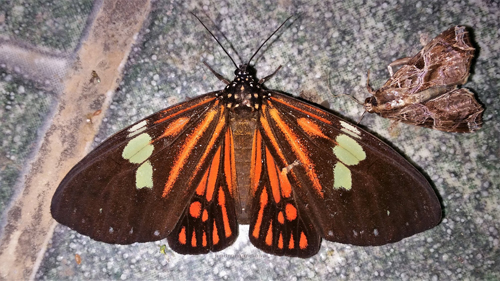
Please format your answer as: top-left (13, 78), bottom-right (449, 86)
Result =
top-left (206, 146), bottom-right (221, 202)
top-left (278, 233), bottom-right (284, 249)
top-left (158, 117), bottom-right (190, 139)
top-left (289, 234), bottom-right (295, 249)
top-left (259, 104), bottom-right (287, 163)
top-left (154, 96), bottom-right (216, 124)
top-left (278, 168), bottom-right (292, 198)
top-left (297, 118), bottom-right (328, 139)
top-left (162, 108), bottom-right (219, 197)
top-left (267, 106), bottom-right (324, 196)
top-left (224, 129), bottom-right (236, 196)
top-left (252, 187), bottom-right (268, 239)
top-left (195, 169), bottom-right (209, 196)
top-left (250, 129), bottom-right (263, 194)
top-left (270, 95), bottom-right (331, 125)
top-left (266, 148), bottom-right (281, 204)
top-left (187, 107), bottom-right (227, 189)
top-left (218, 188), bottom-right (232, 238)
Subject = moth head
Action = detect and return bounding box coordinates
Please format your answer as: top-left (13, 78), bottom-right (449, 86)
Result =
top-left (364, 97), bottom-right (377, 113)
top-left (235, 64), bottom-right (251, 78)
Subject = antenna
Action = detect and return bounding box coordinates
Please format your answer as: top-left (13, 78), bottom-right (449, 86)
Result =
top-left (192, 13), bottom-right (293, 68)
top-left (191, 12), bottom-right (238, 69)
top-left (247, 15), bottom-right (293, 65)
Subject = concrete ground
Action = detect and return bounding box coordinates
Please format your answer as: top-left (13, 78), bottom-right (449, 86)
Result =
top-left (0, 0), bottom-right (498, 280)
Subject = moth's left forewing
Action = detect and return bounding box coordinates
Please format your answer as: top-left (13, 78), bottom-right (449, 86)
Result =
top-left (264, 92), bottom-right (441, 246)
top-left (51, 93), bottom-right (231, 244)
top-left (422, 88), bottom-right (484, 132)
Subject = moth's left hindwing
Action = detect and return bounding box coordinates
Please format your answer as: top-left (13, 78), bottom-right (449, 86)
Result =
top-left (166, 127), bottom-right (239, 254)
top-left (51, 92), bottom-right (237, 245)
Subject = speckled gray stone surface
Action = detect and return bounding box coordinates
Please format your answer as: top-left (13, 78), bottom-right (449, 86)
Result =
top-left (1, 0), bottom-right (499, 280)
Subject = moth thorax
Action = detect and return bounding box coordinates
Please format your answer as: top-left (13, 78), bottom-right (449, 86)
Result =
top-left (225, 80), bottom-right (262, 111)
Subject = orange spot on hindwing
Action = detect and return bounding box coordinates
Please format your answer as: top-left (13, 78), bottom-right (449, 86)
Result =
top-left (277, 212), bottom-right (285, 224)
top-left (191, 230), bottom-right (197, 247)
top-left (289, 234), bottom-right (295, 249)
top-left (265, 221), bottom-right (273, 246)
top-left (299, 232), bottom-right (308, 249)
top-left (189, 202), bottom-right (202, 218)
top-left (213, 221), bottom-right (220, 245)
top-left (285, 203), bottom-right (297, 221)
top-left (179, 227), bottom-right (187, 245)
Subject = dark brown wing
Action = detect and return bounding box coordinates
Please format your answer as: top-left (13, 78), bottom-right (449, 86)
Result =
top-left (256, 91), bottom-right (441, 248)
top-left (51, 92), bottom-right (238, 249)
top-left (248, 129), bottom-right (321, 258)
top-left (167, 127), bottom-right (239, 254)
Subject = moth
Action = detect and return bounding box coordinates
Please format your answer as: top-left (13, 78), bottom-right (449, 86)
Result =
top-left (365, 26), bottom-right (483, 133)
top-left (51, 16), bottom-right (441, 258)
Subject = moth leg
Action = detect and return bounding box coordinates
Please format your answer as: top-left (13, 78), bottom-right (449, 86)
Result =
top-left (419, 32), bottom-right (431, 47)
top-left (387, 57), bottom-right (412, 77)
top-left (366, 70), bottom-right (376, 94)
